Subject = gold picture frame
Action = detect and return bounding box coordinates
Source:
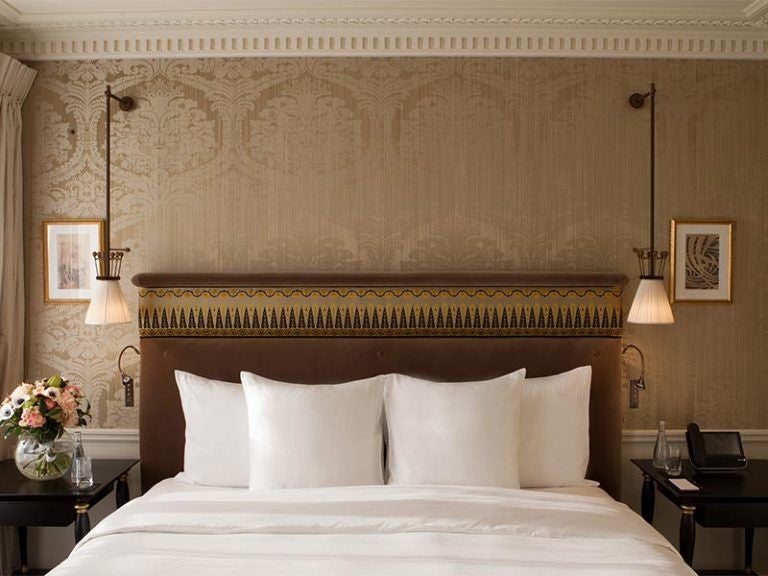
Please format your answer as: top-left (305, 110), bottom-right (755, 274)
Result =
top-left (670, 219), bottom-right (733, 303)
top-left (43, 219), bottom-right (104, 303)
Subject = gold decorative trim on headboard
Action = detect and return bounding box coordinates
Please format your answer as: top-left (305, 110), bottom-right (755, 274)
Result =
top-left (135, 281), bottom-right (625, 338)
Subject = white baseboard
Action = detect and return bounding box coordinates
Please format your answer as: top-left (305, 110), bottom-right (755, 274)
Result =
top-left (622, 428), bottom-right (768, 446)
top-left (72, 428), bottom-right (139, 460)
top-left (73, 426), bottom-right (768, 473)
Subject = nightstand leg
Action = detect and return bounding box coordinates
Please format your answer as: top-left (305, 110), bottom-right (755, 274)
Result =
top-left (16, 526), bottom-right (28, 574)
top-left (116, 473), bottom-right (130, 508)
top-left (641, 473), bottom-right (655, 524)
top-left (744, 526), bottom-right (754, 573)
top-left (679, 505), bottom-right (696, 566)
top-left (74, 503), bottom-right (91, 543)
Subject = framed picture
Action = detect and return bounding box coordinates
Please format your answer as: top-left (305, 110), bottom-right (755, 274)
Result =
top-left (43, 220), bottom-right (104, 303)
top-left (670, 219), bottom-right (733, 303)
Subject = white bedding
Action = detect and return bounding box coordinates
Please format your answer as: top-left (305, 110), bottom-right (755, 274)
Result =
top-left (49, 479), bottom-right (694, 576)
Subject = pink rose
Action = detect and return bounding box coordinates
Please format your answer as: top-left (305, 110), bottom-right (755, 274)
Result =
top-left (64, 411), bottom-right (79, 427)
top-left (58, 390), bottom-right (80, 425)
top-left (44, 398), bottom-right (57, 410)
top-left (19, 407), bottom-right (45, 428)
top-left (58, 390), bottom-right (77, 413)
top-left (32, 385), bottom-right (46, 397)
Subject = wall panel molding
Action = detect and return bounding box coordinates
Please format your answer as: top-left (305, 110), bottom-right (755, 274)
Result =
top-left (622, 428), bottom-right (768, 445)
top-left (73, 427), bottom-right (768, 455)
top-left (76, 428), bottom-right (140, 458)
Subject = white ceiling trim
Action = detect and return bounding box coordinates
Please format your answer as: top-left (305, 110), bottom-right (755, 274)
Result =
top-left (744, 0), bottom-right (768, 18)
top-left (0, 1), bottom-right (20, 23)
top-left (0, 1), bottom-right (765, 23)
top-left (1, 11), bottom-right (767, 60)
top-left (2, 16), bottom-right (767, 30)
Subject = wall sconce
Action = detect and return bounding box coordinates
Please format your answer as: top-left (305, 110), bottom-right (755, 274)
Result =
top-left (118, 344), bottom-right (140, 407)
top-left (626, 83), bottom-right (675, 325)
top-left (622, 344), bottom-right (646, 409)
top-left (85, 85), bottom-right (135, 325)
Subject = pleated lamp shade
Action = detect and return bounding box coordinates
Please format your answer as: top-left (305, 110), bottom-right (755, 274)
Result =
top-left (85, 279), bottom-right (131, 325)
top-left (627, 278), bottom-right (674, 324)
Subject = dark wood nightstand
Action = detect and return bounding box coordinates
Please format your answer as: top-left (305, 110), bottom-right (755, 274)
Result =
top-left (632, 458), bottom-right (768, 575)
top-left (0, 458), bottom-right (139, 575)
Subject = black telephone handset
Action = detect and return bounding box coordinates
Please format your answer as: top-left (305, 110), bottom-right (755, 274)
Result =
top-left (685, 422), bottom-right (747, 473)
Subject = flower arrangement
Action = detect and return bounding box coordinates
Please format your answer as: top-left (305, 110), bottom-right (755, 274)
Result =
top-left (0, 375), bottom-right (91, 479)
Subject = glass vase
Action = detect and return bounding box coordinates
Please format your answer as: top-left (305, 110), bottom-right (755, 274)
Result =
top-left (14, 431), bottom-right (75, 481)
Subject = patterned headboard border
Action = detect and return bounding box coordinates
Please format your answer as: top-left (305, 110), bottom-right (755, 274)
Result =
top-left (133, 272), bottom-right (628, 338)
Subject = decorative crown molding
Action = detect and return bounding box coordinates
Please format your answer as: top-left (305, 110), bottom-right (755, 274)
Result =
top-left (1, 7), bottom-right (767, 60)
top-left (744, 0), bottom-right (768, 19)
top-left (2, 15), bottom-right (767, 30)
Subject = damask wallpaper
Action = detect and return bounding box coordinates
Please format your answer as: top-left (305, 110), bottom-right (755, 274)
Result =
top-left (21, 57), bottom-right (768, 430)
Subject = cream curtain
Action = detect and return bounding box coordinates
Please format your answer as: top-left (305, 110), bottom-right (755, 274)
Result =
top-left (0, 52), bottom-right (36, 576)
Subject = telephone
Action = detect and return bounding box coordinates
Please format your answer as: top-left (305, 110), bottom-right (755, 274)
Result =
top-left (685, 422), bottom-right (747, 472)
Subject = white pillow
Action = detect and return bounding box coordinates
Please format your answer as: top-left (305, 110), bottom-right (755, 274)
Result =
top-left (175, 370), bottom-right (249, 487)
top-left (518, 366), bottom-right (592, 488)
top-left (241, 372), bottom-right (387, 489)
top-left (385, 369), bottom-right (526, 488)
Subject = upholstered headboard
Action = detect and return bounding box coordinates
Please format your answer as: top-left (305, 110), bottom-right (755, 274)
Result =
top-left (132, 272), bottom-right (628, 497)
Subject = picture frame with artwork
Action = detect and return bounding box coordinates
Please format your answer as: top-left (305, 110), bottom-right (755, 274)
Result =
top-left (670, 219), bottom-right (733, 303)
top-left (43, 220), bottom-right (104, 303)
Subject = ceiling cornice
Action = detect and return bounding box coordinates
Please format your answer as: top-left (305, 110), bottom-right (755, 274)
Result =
top-left (744, 0), bottom-right (768, 19)
top-left (1, 16), bottom-right (767, 30)
top-left (1, 4), bottom-right (767, 60)
top-left (0, 1), bottom-right (20, 23)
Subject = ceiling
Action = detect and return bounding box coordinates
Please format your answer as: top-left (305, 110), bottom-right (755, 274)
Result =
top-left (1, 0), bottom-right (767, 60)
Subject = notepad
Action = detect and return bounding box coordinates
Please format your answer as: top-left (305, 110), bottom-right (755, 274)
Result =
top-left (669, 478), bottom-right (700, 491)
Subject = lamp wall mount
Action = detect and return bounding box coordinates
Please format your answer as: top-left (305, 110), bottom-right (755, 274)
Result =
top-left (92, 85), bottom-right (135, 282)
top-left (109, 90), bottom-right (135, 112)
top-left (628, 89), bottom-right (651, 110)
top-left (628, 82), bottom-right (669, 281)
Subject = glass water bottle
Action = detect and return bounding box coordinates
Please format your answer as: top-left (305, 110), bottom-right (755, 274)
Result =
top-left (652, 420), bottom-right (669, 470)
top-left (70, 431), bottom-right (93, 488)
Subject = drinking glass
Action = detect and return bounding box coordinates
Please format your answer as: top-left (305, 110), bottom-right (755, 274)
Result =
top-left (665, 445), bottom-right (683, 477)
top-left (71, 456), bottom-right (94, 489)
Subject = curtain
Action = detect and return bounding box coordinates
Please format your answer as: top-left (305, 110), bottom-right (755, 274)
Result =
top-left (0, 52), bottom-right (36, 576)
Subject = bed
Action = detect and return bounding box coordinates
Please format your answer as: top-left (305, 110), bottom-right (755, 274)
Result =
top-left (48, 272), bottom-right (695, 575)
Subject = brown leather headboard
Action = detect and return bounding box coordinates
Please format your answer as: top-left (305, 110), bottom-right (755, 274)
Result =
top-left (132, 272), bottom-right (628, 498)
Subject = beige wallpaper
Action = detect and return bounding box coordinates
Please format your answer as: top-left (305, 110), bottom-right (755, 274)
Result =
top-left (22, 57), bottom-right (768, 430)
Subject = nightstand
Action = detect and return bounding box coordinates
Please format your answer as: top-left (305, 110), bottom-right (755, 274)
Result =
top-left (632, 458), bottom-right (768, 575)
top-left (0, 458), bottom-right (139, 575)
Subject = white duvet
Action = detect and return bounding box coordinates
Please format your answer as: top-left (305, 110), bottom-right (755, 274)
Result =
top-left (49, 481), bottom-right (694, 576)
